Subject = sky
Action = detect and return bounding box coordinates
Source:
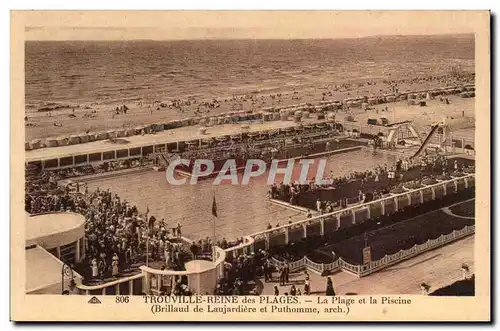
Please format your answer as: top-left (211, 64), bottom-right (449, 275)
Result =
top-left (20, 11), bottom-right (482, 40)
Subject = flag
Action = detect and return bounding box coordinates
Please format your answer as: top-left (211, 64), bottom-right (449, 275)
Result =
top-left (212, 195), bottom-right (217, 217)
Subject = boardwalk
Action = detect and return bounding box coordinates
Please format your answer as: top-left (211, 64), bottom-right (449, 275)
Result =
top-left (260, 235), bottom-right (474, 295)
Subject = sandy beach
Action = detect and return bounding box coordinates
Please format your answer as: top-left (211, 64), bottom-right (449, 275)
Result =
top-left (25, 76), bottom-right (475, 141)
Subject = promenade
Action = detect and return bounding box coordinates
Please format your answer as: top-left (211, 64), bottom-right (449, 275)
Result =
top-left (259, 235), bottom-right (474, 295)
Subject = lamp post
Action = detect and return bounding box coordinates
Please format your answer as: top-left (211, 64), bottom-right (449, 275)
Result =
top-left (61, 263), bottom-right (74, 294)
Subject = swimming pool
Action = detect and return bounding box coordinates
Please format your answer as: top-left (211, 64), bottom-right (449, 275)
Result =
top-left (86, 149), bottom-right (395, 240)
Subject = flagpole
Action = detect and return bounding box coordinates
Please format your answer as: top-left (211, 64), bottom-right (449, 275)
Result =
top-left (145, 206), bottom-right (149, 267)
top-left (212, 191), bottom-right (216, 263)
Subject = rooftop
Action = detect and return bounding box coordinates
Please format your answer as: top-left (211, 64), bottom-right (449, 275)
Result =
top-left (26, 212), bottom-right (86, 247)
top-left (26, 245), bottom-right (83, 294)
top-left (25, 120), bottom-right (316, 162)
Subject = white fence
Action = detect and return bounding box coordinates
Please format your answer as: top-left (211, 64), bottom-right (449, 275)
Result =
top-left (271, 224), bottom-right (475, 278)
top-left (250, 174), bottom-right (474, 248)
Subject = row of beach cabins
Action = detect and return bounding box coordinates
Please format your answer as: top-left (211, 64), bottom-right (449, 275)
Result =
top-left (25, 84), bottom-right (474, 151)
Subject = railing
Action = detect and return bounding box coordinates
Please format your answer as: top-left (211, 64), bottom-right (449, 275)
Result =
top-left (358, 224), bottom-right (475, 277)
top-left (76, 273), bottom-right (144, 296)
top-left (76, 246), bottom-right (226, 295)
top-left (224, 236), bottom-right (255, 258)
top-left (249, 174), bottom-right (474, 243)
top-left (270, 224), bottom-right (474, 278)
top-left (74, 174), bottom-right (474, 295)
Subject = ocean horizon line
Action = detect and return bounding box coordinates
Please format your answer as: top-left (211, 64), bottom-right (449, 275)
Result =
top-left (24, 32), bottom-right (474, 42)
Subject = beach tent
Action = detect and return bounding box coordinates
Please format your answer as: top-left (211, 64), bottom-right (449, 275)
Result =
top-left (44, 138), bottom-right (58, 148)
top-left (151, 123), bottom-right (164, 132)
top-left (208, 117), bottom-right (217, 126)
top-left (239, 112), bottom-right (250, 121)
top-left (30, 139), bottom-right (43, 149)
top-left (326, 112), bottom-right (336, 122)
top-left (249, 113), bottom-right (260, 120)
top-left (293, 111), bottom-right (303, 123)
top-left (197, 117), bottom-right (208, 126)
top-left (56, 136), bottom-right (69, 146)
top-left (25, 142), bottom-right (31, 151)
top-left (115, 129), bottom-right (126, 138)
top-left (181, 118), bottom-right (191, 127)
top-left (164, 120), bottom-right (182, 130)
top-left (124, 128), bottom-right (135, 137)
top-left (134, 126), bottom-right (145, 135)
top-left (262, 112), bottom-right (272, 122)
top-left (68, 135), bottom-right (80, 145)
top-left (78, 133), bottom-right (90, 143)
top-left (385, 95), bottom-right (396, 103)
top-left (351, 100), bottom-right (362, 108)
top-left (279, 110), bottom-right (288, 121)
top-left (87, 132), bottom-right (97, 141)
top-left (106, 130), bottom-right (117, 139)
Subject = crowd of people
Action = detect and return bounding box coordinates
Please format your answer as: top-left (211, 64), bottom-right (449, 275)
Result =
top-left (26, 157), bottom-right (153, 187)
top-left (269, 154), bottom-right (474, 212)
top-left (26, 163), bottom-right (191, 283)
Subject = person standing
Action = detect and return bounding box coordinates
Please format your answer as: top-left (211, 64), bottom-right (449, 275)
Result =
top-left (112, 253), bottom-right (119, 277)
top-left (284, 262), bottom-right (290, 284)
top-left (91, 258), bottom-right (98, 279)
top-left (304, 271), bottom-right (310, 295)
top-left (274, 286), bottom-right (279, 296)
top-left (326, 277), bottom-right (335, 296)
top-left (316, 199), bottom-right (322, 213)
top-left (176, 224), bottom-right (182, 238)
top-left (279, 266), bottom-right (285, 286)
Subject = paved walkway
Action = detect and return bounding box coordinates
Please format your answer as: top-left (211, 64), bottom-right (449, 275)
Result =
top-left (260, 235), bottom-right (474, 295)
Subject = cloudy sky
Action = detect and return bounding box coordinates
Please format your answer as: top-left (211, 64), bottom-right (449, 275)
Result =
top-left (22, 11), bottom-right (481, 40)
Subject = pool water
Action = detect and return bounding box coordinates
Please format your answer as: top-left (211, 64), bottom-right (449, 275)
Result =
top-left (86, 149), bottom-right (395, 240)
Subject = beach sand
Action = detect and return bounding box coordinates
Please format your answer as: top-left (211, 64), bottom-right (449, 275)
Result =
top-left (24, 77), bottom-right (475, 141)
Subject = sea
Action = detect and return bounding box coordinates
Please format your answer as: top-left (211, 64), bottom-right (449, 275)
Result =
top-left (25, 35), bottom-right (475, 112)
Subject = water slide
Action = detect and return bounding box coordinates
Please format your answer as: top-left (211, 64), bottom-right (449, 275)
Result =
top-left (407, 125), bottom-right (422, 142)
top-left (410, 124), bottom-right (440, 159)
top-left (386, 129), bottom-right (397, 143)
